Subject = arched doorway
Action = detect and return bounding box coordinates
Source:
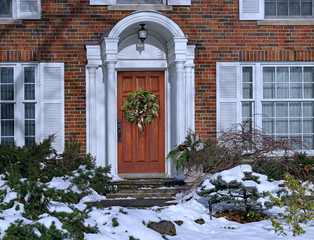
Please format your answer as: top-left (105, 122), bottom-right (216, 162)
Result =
top-left (86, 11), bottom-right (195, 177)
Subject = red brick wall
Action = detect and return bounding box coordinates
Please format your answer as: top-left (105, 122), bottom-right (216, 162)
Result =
top-left (1, 0), bottom-right (313, 150)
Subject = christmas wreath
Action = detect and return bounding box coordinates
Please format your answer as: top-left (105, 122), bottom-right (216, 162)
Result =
top-left (121, 88), bottom-right (159, 133)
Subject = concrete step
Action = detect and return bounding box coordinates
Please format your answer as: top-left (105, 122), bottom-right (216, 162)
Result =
top-left (88, 198), bottom-right (177, 208)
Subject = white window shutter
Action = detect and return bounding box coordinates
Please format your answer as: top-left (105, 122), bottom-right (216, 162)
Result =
top-left (17, 0), bottom-right (41, 19)
top-left (216, 62), bottom-right (241, 133)
top-left (168, 0), bottom-right (191, 5)
top-left (40, 63), bottom-right (64, 153)
top-left (239, 0), bottom-right (264, 20)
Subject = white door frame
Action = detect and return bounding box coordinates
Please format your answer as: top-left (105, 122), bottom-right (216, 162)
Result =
top-left (86, 11), bottom-right (195, 177)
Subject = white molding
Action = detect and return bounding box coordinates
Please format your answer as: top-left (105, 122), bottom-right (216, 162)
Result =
top-left (107, 11), bottom-right (185, 40)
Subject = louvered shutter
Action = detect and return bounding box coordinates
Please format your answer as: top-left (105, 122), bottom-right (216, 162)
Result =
top-left (40, 63), bottom-right (64, 153)
top-left (239, 0), bottom-right (264, 20)
top-left (216, 63), bottom-right (241, 133)
top-left (17, 0), bottom-right (41, 19)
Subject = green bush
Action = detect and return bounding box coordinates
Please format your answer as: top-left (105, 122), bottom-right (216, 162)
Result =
top-left (270, 173), bottom-right (314, 236)
top-left (3, 220), bottom-right (68, 240)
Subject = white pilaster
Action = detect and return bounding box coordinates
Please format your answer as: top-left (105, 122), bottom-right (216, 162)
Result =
top-left (185, 44), bottom-right (196, 131)
top-left (175, 61), bottom-right (186, 145)
top-left (106, 62), bottom-right (117, 173)
top-left (87, 65), bottom-right (97, 158)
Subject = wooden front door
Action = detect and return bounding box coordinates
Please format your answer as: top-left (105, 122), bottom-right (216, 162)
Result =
top-left (117, 71), bottom-right (165, 174)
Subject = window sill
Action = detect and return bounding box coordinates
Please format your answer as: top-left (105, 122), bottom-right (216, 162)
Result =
top-left (108, 4), bottom-right (172, 11)
top-left (258, 20), bottom-right (314, 25)
top-left (0, 19), bottom-right (22, 25)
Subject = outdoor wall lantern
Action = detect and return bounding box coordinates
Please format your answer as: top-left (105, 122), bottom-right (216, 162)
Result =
top-left (138, 24), bottom-right (148, 45)
top-left (137, 24), bottom-right (147, 53)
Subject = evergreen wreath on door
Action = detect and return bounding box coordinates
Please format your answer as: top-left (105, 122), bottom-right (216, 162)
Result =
top-left (121, 88), bottom-right (159, 133)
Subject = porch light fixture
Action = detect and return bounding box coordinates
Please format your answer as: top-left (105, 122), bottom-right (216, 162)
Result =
top-left (138, 24), bottom-right (147, 45)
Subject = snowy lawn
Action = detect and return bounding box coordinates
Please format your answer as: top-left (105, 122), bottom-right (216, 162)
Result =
top-left (0, 165), bottom-right (313, 240)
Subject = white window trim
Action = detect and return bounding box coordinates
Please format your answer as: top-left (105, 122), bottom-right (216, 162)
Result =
top-left (217, 62), bottom-right (314, 155)
top-left (239, 0), bottom-right (314, 24)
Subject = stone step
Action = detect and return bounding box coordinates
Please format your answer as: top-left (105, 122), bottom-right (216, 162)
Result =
top-left (110, 179), bottom-right (185, 190)
top-left (106, 189), bottom-right (180, 199)
top-left (88, 198), bottom-right (177, 208)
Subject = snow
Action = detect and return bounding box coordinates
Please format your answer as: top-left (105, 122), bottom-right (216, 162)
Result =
top-left (1, 165), bottom-right (313, 239)
top-left (211, 165), bottom-right (252, 183)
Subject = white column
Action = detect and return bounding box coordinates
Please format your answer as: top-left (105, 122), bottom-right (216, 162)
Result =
top-left (87, 65), bottom-right (97, 157)
top-left (106, 61), bottom-right (117, 172)
top-left (175, 61), bottom-right (186, 145)
top-left (185, 65), bottom-right (194, 131)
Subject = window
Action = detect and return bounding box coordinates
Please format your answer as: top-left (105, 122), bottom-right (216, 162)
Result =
top-left (90, 0), bottom-right (191, 6)
top-left (117, 0), bottom-right (164, 3)
top-left (265, 0), bottom-right (313, 18)
top-left (0, 0), bottom-right (41, 21)
top-left (217, 63), bottom-right (314, 152)
top-left (239, 0), bottom-right (314, 21)
top-left (0, 63), bottom-right (64, 152)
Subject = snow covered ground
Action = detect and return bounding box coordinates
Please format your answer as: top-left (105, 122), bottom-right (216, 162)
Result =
top-left (1, 165), bottom-right (313, 240)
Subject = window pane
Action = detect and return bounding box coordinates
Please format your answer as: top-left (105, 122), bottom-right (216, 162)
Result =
top-left (263, 83), bottom-right (275, 98)
top-left (1, 104), bottom-right (14, 140)
top-left (25, 137), bottom-right (35, 147)
top-left (290, 119), bottom-right (302, 133)
top-left (277, 0), bottom-right (289, 15)
top-left (265, 1), bottom-right (277, 15)
top-left (263, 67), bottom-right (275, 82)
top-left (289, 1), bottom-right (301, 15)
top-left (290, 102), bottom-right (301, 117)
top-left (1, 103), bottom-right (14, 119)
top-left (25, 103), bottom-right (35, 147)
top-left (263, 67), bottom-right (275, 98)
top-left (24, 84), bottom-right (35, 100)
top-left (303, 135), bottom-right (314, 149)
top-left (25, 103), bottom-right (35, 119)
top-left (24, 67), bottom-right (35, 83)
top-left (301, 1), bottom-right (312, 15)
top-left (277, 67), bottom-right (289, 82)
top-left (290, 67), bottom-right (302, 82)
top-left (291, 83), bottom-right (302, 98)
top-left (243, 67), bottom-right (253, 99)
top-left (25, 120), bottom-right (35, 136)
top-left (1, 68), bottom-right (13, 83)
top-left (276, 103), bottom-right (288, 117)
top-left (304, 67), bottom-right (314, 82)
top-left (1, 137), bottom-right (14, 145)
top-left (0, 0), bottom-right (11, 16)
top-left (277, 83), bottom-right (289, 98)
top-left (263, 102), bottom-right (275, 117)
top-left (1, 120), bottom-right (14, 136)
top-left (303, 102), bottom-right (314, 117)
top-left (263, 118), bottom-right (275, 133)
top-left (303, 119), bottom-right (314, 132)
top-left (1, 84), bottom-right (14, 100)
top-left (276, 120), bottom-right (288, 133)
top-left (304, 83), bottom-right (314, 98)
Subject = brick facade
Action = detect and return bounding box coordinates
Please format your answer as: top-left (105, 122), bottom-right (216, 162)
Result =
top-left (1, 0), bottom-right (313, 152)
